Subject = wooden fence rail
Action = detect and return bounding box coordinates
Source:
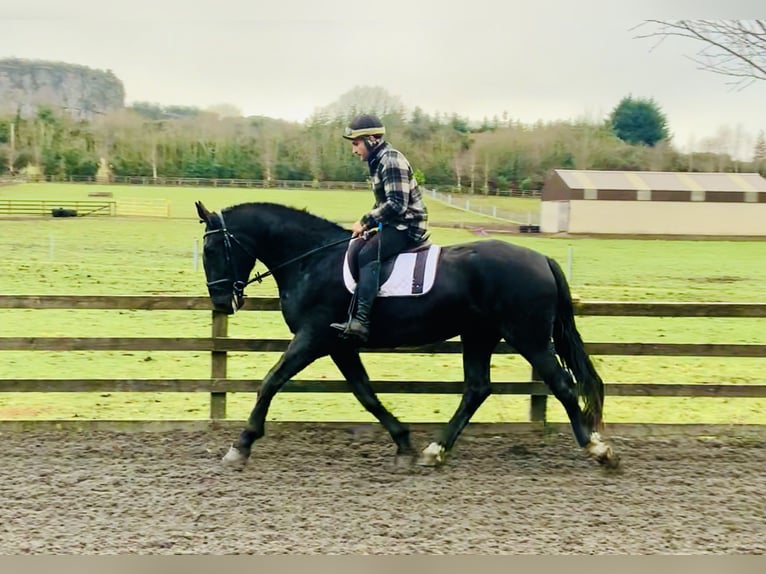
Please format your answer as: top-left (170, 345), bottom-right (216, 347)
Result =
top-left (0, 199), bottom-right (115, 217)
top-left (1, 295), bottom-right (765, 425)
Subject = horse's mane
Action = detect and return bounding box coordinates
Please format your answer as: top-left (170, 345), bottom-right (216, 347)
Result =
top-left (224, 202), bottom-right (348, 238)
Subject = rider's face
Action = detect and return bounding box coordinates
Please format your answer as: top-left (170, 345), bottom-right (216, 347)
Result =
top-left (351, 138), bottom-right (370, 160)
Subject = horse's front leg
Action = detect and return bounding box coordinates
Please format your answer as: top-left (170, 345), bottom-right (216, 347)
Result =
top-left (330, 347), bottom-right (414, 465)
top-left (222, 334), bottom-right (323, 466)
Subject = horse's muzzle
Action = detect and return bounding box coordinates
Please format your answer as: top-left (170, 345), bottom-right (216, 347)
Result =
top-left (210, 293), bottom-right (244, 315)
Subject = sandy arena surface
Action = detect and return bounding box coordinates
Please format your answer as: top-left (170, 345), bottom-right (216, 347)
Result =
top-left (1, 425), bottom-right (764, 554)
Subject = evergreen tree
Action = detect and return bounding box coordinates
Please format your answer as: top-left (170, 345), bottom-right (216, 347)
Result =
top-left (609, 96), bottom-right (669, 147)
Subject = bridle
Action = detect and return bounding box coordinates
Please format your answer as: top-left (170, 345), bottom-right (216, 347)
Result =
top-left (203, 210), bottom-right (357, 300)
top-left (202, 210), bottom-right (257, 300)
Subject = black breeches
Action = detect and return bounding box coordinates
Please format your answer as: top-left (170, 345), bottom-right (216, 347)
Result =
top-left (357, 226), bottom-right (418, 268)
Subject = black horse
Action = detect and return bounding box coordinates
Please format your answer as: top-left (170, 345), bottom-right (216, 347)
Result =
top-left (195, 200), bottom-right (619, 469)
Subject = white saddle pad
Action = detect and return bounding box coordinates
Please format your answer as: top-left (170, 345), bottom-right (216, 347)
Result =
top-left (342, 244), bottom-right (441, 297)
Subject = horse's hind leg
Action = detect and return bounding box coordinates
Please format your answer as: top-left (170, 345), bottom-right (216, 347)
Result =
top-left (526, 346), bottom-right (591, 445)
top-left (417, 333), bottom-right (496, 467)
top-left (520, 344), bottom-right (616, 466)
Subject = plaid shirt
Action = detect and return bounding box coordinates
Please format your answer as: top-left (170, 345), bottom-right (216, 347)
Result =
top-left (360, 141), bottom-right (429, 241)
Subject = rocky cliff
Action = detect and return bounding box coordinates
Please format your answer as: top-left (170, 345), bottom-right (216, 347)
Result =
top-left (0, 58), bottom-right (125, 120)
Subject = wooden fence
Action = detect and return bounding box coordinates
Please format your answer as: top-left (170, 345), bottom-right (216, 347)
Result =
top-left (16, 175), bottom-right (542, 196)
top-left (0, 295), bottom-right (765, 432)
top-left (0, 199), bottom-right (171, 218)
top-left (114, 198), bottom-right (171, 218)
top-left (0, 199), bottom-right (115, 217)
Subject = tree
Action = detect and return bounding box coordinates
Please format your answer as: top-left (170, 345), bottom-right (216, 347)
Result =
top-left (634, 20), bottom-right (766, 90)
top-left (754, 130), bottom-right (766, 174)
top-left (753, 130), bottom-right (766, 161)
top-left (312, 85), bottom-right (406, 122)
top-left (205, 103), bottom-right (242, 119)
top-left (609, 96), bottom-right (669, 147)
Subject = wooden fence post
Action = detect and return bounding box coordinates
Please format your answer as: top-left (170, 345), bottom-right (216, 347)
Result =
top-left (529, 367), bottom-right (547, 424)
top-left (210, 310), bottom-right (228, 419)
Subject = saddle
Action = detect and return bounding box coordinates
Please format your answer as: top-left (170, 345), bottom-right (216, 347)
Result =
top-left (342, 238), bottom-right (441, 297)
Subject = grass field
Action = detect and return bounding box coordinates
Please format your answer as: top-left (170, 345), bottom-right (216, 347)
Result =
top-left (1, 182), bottom-right (765, 425)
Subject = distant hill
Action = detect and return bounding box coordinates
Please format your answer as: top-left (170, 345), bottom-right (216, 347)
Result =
top-left (0, 58), bottom-right (125, 120)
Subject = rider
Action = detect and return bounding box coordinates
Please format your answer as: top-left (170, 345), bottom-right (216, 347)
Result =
top-left (330, 113), bottom-right (429, 343)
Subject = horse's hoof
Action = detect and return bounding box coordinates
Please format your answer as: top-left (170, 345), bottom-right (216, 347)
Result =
top-left (416, 442), bottom-right (446, 467)
top-left (597, 446), bottom-right (621, 469)
top-left (586, 432), bottom-right (620, 469)
top-left (221, 445), bottom-right (249, 466)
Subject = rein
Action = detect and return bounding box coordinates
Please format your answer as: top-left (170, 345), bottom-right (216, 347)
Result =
top-left (205, 210), bottom-right (373, 297)
top-left (243, 234), bottom-right (354, 287)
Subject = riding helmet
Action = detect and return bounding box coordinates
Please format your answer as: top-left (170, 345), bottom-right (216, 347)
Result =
top-left (343, 114), bottom-right (386, 140)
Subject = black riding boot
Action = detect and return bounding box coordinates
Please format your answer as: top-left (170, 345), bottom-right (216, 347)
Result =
top-left (331, 261), bottom-right (380, 343)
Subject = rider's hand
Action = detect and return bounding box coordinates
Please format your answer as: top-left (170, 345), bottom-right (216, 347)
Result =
top-left (351, 220), bottom-right (366, 238)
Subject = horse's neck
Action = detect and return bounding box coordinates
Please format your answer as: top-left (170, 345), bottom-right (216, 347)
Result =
top-left (254, 229), bottom-right (304, 270)
top-left (248, 215), bottom-right (342, 273)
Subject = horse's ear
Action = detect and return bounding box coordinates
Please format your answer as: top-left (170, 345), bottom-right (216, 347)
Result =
top-left (195, 201), bottom-right (211, 223)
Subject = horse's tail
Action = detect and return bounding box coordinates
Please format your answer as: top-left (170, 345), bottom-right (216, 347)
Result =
top-left (547, 256), bottom-right (604, 430)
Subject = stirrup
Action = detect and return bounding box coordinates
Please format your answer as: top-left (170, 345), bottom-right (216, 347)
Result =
top-left (330, 318), bottom-right (369, 342)
top-left (330, 320), bottom-right (351, 333)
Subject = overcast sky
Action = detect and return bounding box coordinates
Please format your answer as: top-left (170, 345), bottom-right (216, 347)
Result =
top-left (2, 1), bottom-right (765, 159)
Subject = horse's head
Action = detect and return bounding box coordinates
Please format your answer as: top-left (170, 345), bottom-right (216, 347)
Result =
top-left (195, 200), bottom-right (256, 314)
